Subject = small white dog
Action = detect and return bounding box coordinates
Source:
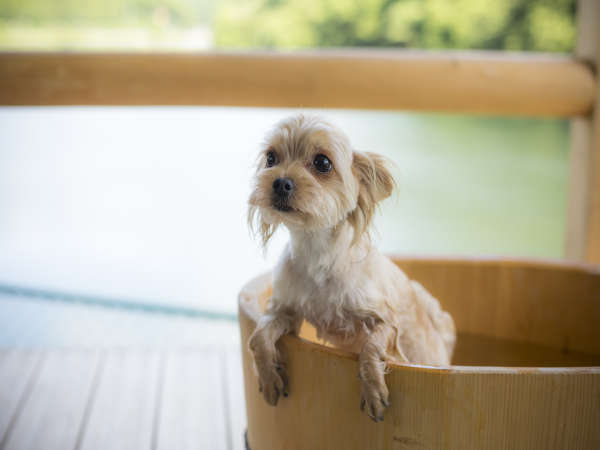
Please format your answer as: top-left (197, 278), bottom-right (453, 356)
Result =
top-left (248, 115), bottom-right (455, 422)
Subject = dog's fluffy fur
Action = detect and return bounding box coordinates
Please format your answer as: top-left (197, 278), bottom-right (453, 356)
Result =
top-left (248, 115), bottom-right (456, 422)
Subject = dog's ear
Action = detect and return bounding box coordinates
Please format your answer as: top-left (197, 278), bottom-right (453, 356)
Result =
top-left (348, 151), bottom-right (395, 243)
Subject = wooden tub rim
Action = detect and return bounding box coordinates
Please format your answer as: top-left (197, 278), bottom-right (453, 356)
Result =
top-left (238, 255), bottom-right (600, 375)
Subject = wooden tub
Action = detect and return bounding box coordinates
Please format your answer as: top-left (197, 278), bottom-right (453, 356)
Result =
top-left (238, 257), bottom-right (600, 450)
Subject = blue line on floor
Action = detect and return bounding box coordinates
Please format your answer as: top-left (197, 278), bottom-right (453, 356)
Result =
top-left (0, 283), bottom-right (237, 321)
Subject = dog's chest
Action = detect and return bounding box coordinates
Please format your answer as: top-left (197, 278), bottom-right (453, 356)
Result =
top-left (276, 262), bottom-right (345, 311)
top-left (274, 257), bottom-right (372, 343)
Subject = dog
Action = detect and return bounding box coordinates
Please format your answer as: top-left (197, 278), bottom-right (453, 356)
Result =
top-left (247, 115), bottom-right (456, 422)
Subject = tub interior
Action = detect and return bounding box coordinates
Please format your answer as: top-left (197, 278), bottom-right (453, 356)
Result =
top-left (296, 322), bottom-right (600, 367)
top-left (451, 332), bottom-right (600, 367)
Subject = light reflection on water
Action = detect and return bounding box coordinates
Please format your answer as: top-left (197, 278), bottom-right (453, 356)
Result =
top-left (0, 107), bottom-right (568, 315)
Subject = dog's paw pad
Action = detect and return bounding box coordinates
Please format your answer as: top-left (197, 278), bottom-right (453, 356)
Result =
top-left (258, 363), bottom-right (289, 406)
top-left (359, 379), bottom-right (390, 422)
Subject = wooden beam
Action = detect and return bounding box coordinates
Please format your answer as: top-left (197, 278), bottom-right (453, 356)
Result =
top-left (0, 51), bottom-right (595, 117)
top-left (566, 0), bottom-right (600, 262)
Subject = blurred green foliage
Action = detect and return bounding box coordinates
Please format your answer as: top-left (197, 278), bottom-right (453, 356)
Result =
top-left (0, 0), bottom-right (214, 27)
top-left (0, 0), bottom-right (576, 51)
top-left (214, 0), bottom-right (576, 51)
top-left (0, 0), bottom-right (217, 49)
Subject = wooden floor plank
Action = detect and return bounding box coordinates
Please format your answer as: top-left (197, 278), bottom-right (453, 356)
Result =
top-left (77, 351), bottom-right (161, 450)
top-left (0, 351), bottom-right (43, 445)
top-left (225, 350), bottom-right (247, 450)
top-left (156, 350), bottom-right (228, 450)
top-left (0, 349), bottom-right (247, 450)
top-left (2, 350), bottom-right (101, 450)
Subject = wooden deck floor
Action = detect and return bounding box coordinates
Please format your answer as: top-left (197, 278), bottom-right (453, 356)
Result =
top-left (0, 349), bottom-right (247, 450)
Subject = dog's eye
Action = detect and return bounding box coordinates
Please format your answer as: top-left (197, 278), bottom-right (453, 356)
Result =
top-left (313, 154), bottom-right (332, 173)
top-left (266, 151), bottom-right (278, 168)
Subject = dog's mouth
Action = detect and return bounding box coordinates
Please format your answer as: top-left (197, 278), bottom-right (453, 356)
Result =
top-left (274, 204), bottom-right (293, 212)
top-left (272, 198), bottom-right (295, 212)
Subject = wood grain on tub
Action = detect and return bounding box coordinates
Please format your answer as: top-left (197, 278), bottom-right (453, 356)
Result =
top-left (239, 256), bottom-right (600, 450)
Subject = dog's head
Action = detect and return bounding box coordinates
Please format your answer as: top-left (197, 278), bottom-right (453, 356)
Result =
top-left (248, 115), bottom-right (395, 246)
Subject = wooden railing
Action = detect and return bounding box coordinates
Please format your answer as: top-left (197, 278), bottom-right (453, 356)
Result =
top-left (0, 51), bottom-right (594, 116)
top-left (0, 0), bottom-right (598, 263)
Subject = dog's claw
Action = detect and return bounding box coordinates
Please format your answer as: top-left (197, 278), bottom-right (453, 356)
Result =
top-left (359, 366), bottom-right (389, 423)
top-left (367, 409), bottom-right (379, 422)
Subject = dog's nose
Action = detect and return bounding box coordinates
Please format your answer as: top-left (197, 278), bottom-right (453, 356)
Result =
top-left (273, 177), bottom-right (294, 198)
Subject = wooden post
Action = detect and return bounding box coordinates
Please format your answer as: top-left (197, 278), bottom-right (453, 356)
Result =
top-left (566, 0), bottom-right (600, 262)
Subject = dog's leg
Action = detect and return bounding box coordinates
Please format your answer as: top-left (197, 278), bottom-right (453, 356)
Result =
top-left (248, 305), bottom-right (299, 406)
top-left (358, 322), bottom-right (394, 422)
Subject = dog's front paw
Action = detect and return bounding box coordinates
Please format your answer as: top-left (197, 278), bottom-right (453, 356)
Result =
top-left (359, 373), bottom-right (390, 422)
top-left (258, 364), bottom-right (289, 406)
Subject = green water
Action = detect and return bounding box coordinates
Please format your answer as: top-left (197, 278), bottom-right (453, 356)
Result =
top-left (349, 112), bottom-right (569, 258)
top-left (0, 107), bottom-right (569, 321)
top-left (0, 107), bottom-right (569, 345)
